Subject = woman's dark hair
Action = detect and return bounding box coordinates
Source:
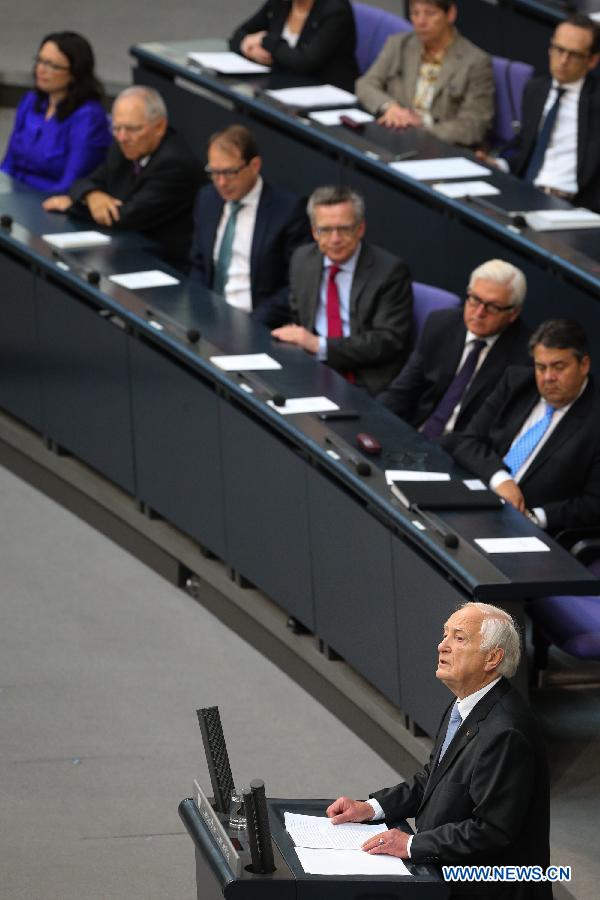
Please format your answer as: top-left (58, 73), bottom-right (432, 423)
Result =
top-left (34, 31), bottom-right (104, 120)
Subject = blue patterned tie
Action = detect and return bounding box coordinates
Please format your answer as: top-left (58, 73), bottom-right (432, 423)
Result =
top-left (524, 87), bottom-right (566, 183)
top-left (213, 201), bottom-right (242, 295)
top-left (503, 403), bottom-right (555, 476)
top-left (438, 702), bottom-right (462, 764)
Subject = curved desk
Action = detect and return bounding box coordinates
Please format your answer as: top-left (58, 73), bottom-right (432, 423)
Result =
top-left (1, 178), bottom-right (597, 739)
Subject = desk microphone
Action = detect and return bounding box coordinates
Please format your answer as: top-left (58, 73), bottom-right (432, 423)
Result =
top-left (412, 505), bottom-right (459, 549)
top-left (186, 328), bottom-right (201, 344)
top-left (325, 435), bottom-right (371, 476)
top-left (243, 779), bottom-right (276, 874)
top-left (50, 248), bottom-right (101, 285)
top-left (236, 371), bottom-right (286, 407)
top-left (0, 214), bottom-right (13, 229)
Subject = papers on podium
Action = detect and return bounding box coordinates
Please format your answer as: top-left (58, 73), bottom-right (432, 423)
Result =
top-left (187, 51), bottom-right (270, 74)
top-left (109, 270), bottom-right (179, 289)
top-left (42, 231), bottom-right (111, 249)
top-left (267, 396), bottom-right (339, 415)
top-left (390, 157), bottom-right (491, 181)
top-left (309, 108), bottom-right (374, 126)
top-left (433, 180), bottom-right (500, 199)
top-left (265, 84), bottom-right (357, 108)
top-left (284, 813), bottom-right (411, 876)
top-left (520, 209), bottom-right (600, 232)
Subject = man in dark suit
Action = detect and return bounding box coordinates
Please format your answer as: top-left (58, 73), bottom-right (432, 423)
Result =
top-left (44, 86), bottom-right (203, 271)
top-left (451, 319), bottom-right (600, 535)
top-left (380, 259), bottom-right (530, 438)
top-left (189, 125), bottom-right (310, 329)
top-left (271, 186), bottom-right (413, 396)
top-left (327, 602), bottom-right (551, 898)
top-left (487, 14), bottom-right (600, 211)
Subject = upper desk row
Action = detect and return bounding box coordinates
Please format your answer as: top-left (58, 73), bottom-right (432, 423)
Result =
top-left (130, 40), bottom-right (600, 362)
top-left (0, 174), bottom-right (598, 735)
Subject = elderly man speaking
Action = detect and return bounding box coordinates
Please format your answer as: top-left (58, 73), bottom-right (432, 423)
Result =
top-left (327, 603), bottom-right (552, 898)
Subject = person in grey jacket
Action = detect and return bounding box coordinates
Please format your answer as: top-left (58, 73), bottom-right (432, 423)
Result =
top-left (356, 1), bottom-right (494, 147)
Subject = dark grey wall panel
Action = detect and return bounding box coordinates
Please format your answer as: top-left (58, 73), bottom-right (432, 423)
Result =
top-left (130, 338), bottom-right (226, 558)
top-left (221, 400), bottom-right (315, 629)
top-left (308, 468), bottom-right (401, 707)
top-left (0, 253), bottom-right (42, 430)
top-left (36, 278), bottom-right (135, 493)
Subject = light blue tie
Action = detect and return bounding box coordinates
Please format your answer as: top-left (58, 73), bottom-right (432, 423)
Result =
top-left (213, 201), bottom-right (242, 296)
top-left (438, 702), bottom-right (462, 764)
top-left (503, 403), bottom-right (555, 477)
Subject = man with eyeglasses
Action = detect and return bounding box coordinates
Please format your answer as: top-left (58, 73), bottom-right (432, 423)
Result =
top-left (44, 86), bottom-right (203, 271)
top-left (488, 13), bottom-right (600, 212)
top-left (450, 319), bottom-right (600, 534)
top-left (271, 185), bottom-right (413, 395)
top-left (380, 259), bottom-right (530, 438)
top-left (189, 125), bottom-right (310, 328)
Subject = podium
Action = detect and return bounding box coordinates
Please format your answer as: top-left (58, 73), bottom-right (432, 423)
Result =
top-left (179, 797), bottom-right (449, 899)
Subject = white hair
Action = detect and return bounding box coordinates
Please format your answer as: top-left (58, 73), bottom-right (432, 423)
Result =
top-left (460, 602), bottom-right (521, 678)
top-left (114, 85), bottom-right (167, 122)
top-left (468, 259), bottom-right (527, 308)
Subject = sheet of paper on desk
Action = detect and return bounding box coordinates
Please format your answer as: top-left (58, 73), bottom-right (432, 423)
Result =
top-left (284, 812), bottom-right (386, 850)
top-left (265, 85), bottom-right (357, 108)
top-left (390, 157), bottom-right (491, 181)
top-left (187, 51), bottom-right (270, 74)
top-left (433, 180), bottom-right (500, 199)
top-left (309, 108), bottom-right (374, 126)
top-left (268, 396), bottom-right (339, 415)
top-left (109, 270), bottom-right (180, 289)
top-left (385, 470), bottom-right (450, 485)
top-left (296, 847), bottom-right (412, 876)
top-left (522, 209), bottom-right (600, 231)
top-left (210, 353), bottom-right (282, 371)
top-left (475, 537), bottom-right (550, 554)
top-left (42, 231), bottom-right (111, 249)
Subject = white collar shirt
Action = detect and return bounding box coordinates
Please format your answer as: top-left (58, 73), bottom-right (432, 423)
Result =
top-left (534, 77), bottom-right (584, 195)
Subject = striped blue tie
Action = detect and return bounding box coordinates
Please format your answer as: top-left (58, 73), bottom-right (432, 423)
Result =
top-left (503, 403), bottom-right (554, 476)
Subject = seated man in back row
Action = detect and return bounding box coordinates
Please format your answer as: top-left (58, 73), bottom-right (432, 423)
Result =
top-left (379, 259), bottom-right (531, 440)
top-left (450, 319), bottom-right (600, 534)
top-left (44, 86), bottom-right (203, 272)
top-left (272, 186), bottom-right (413, 396)
top-left (189, 125), bottom-right (311, 328)
top-left (356, 0), bottom-right (494, 147)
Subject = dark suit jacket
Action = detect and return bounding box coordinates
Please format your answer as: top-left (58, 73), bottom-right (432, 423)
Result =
top-left (289, 241), bottom-right (413, 396)
top-left (379, 308), bottom-right (531, 433)
top-left (451, 368), bottom-right (600, 534)
top-left (190, 181), bottom-right (310, 329)
top-left (505, 72), bottom-right (600, 213)
top-left (69, 129), bottom-right (203, 272)
top-left (372, 679), bottom-right (551, 899)
top-left (229, 0), bottom-right (359, 92)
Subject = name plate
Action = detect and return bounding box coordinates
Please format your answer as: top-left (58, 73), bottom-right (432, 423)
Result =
top-left (194, 780), bottom-right (242, 877)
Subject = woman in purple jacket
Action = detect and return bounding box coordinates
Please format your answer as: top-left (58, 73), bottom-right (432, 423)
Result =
top-left (1, 32), bottom-right (111, 194)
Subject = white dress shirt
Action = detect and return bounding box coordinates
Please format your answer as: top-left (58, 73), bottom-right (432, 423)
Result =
top-left (213, 176), bottom-right (263, 312)
top-left (366, 678), bottom-right (501, 856)
top-left (281, 24), bottom-right (300, 48)
top-left (534, 78), bottom-right (583, 195)
top-left (315, 244), bottom-right (361, 361)
top-left (440, 331), bottom-right (500, 434)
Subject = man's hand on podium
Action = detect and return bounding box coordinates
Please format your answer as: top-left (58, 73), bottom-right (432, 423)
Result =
top-left (326, 796), bottom-right (374, 824)
top-left (362, 829), bottom-right (411, 859)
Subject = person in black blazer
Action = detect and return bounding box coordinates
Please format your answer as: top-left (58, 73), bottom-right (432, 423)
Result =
top-left (327, 602), bottom-right (551, 899)
top-left (272, 185), bottom-right (413, 396)
top-left (190, 125), bottom-right (310, 328)
top-left (380, 259), bottom-right (530, 437)
top-left (229, 0), bottom-right (359, 92)
top-left (451, 319), bottom-right (600, 535)
top-left (45, 86), bottom-right (203, 272)
top-left (495, 14), bottom-right (600, 212)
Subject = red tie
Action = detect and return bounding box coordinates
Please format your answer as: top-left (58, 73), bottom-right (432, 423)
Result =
top-left (326, 264), bottom-right (342, 338)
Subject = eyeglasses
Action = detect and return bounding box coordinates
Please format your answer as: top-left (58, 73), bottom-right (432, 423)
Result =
top-left (111, 124), bottom-right (146, 135)
top-left (204, 163), bottom-right (249, 179)
top-left (466, 293), bottom-right (515, 315)
top-left (314, 223), bottom-right (359, 237)
top-left (549, 42), bottom-right (591, 63)
top-left (34, 55), bottom-right (70, 72)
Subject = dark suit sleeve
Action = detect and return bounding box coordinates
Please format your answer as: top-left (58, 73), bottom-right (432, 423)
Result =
top-left (326, 260), bottom-right (413, 373)
top-left (411, 727), bottom-right (537, 864)
top-left (69, 157), bottom-right (110, 203)
top-left (378, 341), bottom-right (427, 417)
top-left (542, 429), bottom-right (600, 533)
top-left (251, 195), bottom-right (312, 328)
top-left (370, 767), bottom-right (431, 822)
top-left (229, 1), bottom-right (273, 53)
top-left (502, 76), bottom-right (544, 175)
top-left (189, 189), bottom-right (213, 285)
